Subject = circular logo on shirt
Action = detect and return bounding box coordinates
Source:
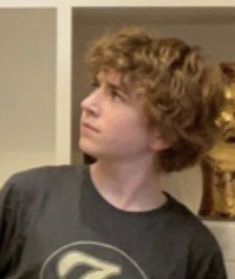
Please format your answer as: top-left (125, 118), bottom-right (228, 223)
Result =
top-left (40, 241), bottom-right (148, 279)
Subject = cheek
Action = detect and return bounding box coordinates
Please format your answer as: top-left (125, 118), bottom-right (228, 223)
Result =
top-left (104, 112), bottom-right (149, 145)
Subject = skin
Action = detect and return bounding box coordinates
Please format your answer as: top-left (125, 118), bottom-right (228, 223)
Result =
top-left (79, 69), bottom-right (170, 212)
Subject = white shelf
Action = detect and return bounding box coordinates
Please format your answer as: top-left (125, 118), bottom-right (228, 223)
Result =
top-left (0, 0), bottom-right (235, 8)
top-left (55, 5), bottom-right (72, 164)
top-left (0, 0), bottom-right (58, 8)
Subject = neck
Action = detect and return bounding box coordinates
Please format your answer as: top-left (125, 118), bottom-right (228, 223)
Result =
top-left (89, 158), bottom-right (167, 212)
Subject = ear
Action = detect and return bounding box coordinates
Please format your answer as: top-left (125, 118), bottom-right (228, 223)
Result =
top-left (149, 132), bottom-right (171, 152)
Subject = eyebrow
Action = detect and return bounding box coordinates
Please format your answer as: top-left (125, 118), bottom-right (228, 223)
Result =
top-left (108, 82), bottom-right (130, 97)
top-left (109, 83), bottom-right (124, 92)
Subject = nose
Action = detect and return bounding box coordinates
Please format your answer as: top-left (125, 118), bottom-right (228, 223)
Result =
top-left (80, 89), bottom-right (100, 117)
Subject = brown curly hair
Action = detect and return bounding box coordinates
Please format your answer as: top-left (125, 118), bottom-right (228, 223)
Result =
top-left (85, 27), bottom-right (226, 173)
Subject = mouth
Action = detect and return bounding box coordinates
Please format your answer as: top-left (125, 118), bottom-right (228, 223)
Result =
top-left (81, 122), bottom-right (99, 133)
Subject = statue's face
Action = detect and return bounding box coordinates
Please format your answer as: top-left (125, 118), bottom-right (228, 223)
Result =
top-left (208, 85), bottom-right (235, 171)
top-left (199, 65), bottom-right (235, 218)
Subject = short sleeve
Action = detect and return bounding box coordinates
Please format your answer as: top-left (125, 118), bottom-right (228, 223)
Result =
top-left (0, 175), bottom-right (25, 276)
top-left (187, 225), bottom-right (228, 279)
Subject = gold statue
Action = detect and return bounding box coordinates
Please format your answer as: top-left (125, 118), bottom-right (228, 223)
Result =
top-left (199, 63), bottom-right (235, 219)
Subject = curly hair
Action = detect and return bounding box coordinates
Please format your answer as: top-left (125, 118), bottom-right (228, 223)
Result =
top-left (85, 27), bottom-right (226, 173)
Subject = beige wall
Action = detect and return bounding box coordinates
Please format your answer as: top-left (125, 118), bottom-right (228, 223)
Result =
top-left (0, 9), bottom-right (56, 185)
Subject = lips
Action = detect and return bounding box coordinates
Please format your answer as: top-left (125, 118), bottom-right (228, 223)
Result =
top-left (81, 122), bottom-right (99, 133)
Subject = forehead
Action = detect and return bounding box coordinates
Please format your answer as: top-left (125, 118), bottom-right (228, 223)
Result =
top-left (97, 69), bottom-right (122, 85)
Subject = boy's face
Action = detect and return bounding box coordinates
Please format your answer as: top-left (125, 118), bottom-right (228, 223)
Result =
top-left (79, 69), bottom-right (166, 161)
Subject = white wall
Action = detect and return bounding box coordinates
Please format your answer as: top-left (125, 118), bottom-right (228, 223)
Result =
top-left (0, 9), bottom-right (56, 185)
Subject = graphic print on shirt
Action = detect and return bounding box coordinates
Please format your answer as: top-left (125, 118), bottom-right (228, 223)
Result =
top-left (40, 241), bottom-right (148, 279)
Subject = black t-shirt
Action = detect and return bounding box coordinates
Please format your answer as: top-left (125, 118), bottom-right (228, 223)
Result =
top-left (0, 165), bottom-right (227, 279)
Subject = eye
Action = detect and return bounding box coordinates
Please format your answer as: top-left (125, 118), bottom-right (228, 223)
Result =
top-left (108, 85), bottom-right (126, 102)
top-left (90, 80), bottom-right (99, 89)
top-left (110, 89), bottom-right (122, 100)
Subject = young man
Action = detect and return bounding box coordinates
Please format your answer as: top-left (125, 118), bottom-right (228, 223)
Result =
top-left (0, 27), bottom-right (227, 278)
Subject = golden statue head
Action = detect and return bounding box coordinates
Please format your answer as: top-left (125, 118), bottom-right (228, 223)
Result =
top-left (199, 63), bottom-right (235, 218)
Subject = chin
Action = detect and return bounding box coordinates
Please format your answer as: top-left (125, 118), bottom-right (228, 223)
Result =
top-left (79, 139), bottom-right (99, 158)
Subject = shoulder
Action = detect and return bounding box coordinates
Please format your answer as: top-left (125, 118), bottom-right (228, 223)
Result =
top-left (175, 205), bottom-right (227, 277)
top-left (166, 194), bottom-right (226, 276)
top-left (166, 193), bottom-right (222, 252)
top-left (3, 164), bottom-right (85, 186)
top-left (1, 165), bottom-right (87, 204)
top-left (6, 165), bottom-right (79, 184)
